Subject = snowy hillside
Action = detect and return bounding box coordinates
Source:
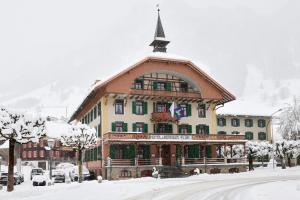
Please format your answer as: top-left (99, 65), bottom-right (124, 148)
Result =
top-left (0, 81), bottom-right (88, 119)
top-left (218, 65), bottom-right (300, 116)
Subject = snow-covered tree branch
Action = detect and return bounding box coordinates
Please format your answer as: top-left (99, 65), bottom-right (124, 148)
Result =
top-left (0, 107), bottom-right (46, 192)
top-left (278, 97), bottom-right (300, 140)
top-left (60, 122), bottom-right (96, 183)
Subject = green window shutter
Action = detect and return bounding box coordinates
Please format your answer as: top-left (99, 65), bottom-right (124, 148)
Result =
top-left (109, 145), bottom-right (116, 159)
top-left (123, 123), bottom-right (128, 132)
top-left (188, 145), bottom-right (200, 158)
top-left (196, 125), bottom-right (200, 134)
top-left (167, 103), bottom-right (172, 111)
top-left (132, 123), bottom-right (137, 132)
top-left (153, 81), bottom-right (158, 90)
top-left (206, 146), bottom-right (212, 158)
top-left (187, 104), bottom-right (192, 116)
top-left (132, 101), bottom-right (136, 114)
top-left (188, 125), bottom-right (192, 134)
top-left (143, 145), bottom-right (150, 159)
top-left (111, 122), bottom-right (116, 132)
top-left (143, 123), bottom-right (148, 133)
top-left (178, 125), bottom-right (182, 133)
top-left (205, 126), bottom-right (210, 135)
top-left (143, 102), bottom-right (148, 114)
top-left (124, 145), bottom-right (135, 159)
top-left (166, 82), bottom-right (172, 91)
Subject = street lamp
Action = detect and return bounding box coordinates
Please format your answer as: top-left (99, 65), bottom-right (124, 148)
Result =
top-left (47, 138), bottom-right (55, 180)
top-left (0, 156), bottom-right (2, 173)
top-left (267, 108), bottom-right (283, 169)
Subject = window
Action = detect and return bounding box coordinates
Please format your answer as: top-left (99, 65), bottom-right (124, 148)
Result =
top-left (93, 106), bottom-right (97, 120)
top-left (136, 123), bottom-right (144, 132)
top-left (28, 151), bottom-right (32, 158)
top-left (258, 119), bottom-right (266, 128)
top-left (97, 102), bottom-right (101, 116)
top-left (198, 104), bottom-right (206, 118)
top-left (22, 144), bottom-right (27, 148)
top-left (156, 123), bottom-right (173, 133)
top-left (245, 119), bottom-right (253, 127)
top-left (245, 132), bottom-right (253, 140)
top-left (22, 151), bottom-right (27, 159)
top-left (218, 131), bottom-right (226, 135)
top-left (217, 118), bottom-right (226, 126)
top-left (180, 104), bottom-right (187, 117)
top-left (179, 124), bottom-right (192, 134)
top-left (134, 79), bottom-right (143, 90)
top-left (33, 151), bottom-right (37, 158)
top-left (133, 123), bottom-right (148, 133)
top-left (157, 82), bottom-right (165, 90)
top-left (231, 118), bottom-right (240, 127)
top-left (180, 82), bottom-right (188, 92)
top-left (39, 140), bottom-right (44, 147)
top-left (258, 132), bottom-right (267, 140)
top-left (28, 142), bottom-right (32, 148)
top-left (156, 103), bottom-right (168, 113)
top-left (112, 122), bottom-right (128, 132)
top-left (40, 150), bottom-right (45, 158)
top-left (115, 100), bottom-right (124, 114)
top-left (97, 124), bottom-right (101, 137)
top-left (232, 131), bottom-right (240, 135)
top-left (196, 124), bottom-right (209, 135)
top-left (135, 101), bottom-right (144, 115)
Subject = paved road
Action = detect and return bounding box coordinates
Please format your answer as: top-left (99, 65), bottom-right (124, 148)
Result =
top-left (126, 175), bottom-right (300, 200)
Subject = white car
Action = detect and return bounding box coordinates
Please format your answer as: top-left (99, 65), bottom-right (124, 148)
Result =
top-left (32, 175), bottom-right (48, 186)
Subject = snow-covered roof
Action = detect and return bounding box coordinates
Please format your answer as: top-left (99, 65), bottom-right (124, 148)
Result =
top-left (0, 140), bottom-right (9, 149)
top-left (45, 120), bottom-right (69, 139)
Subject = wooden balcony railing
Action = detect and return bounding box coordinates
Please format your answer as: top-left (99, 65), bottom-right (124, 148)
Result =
top-left (151, 112), bottom-right (177, 122)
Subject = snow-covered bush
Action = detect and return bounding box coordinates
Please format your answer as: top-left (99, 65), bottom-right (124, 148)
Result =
top-left (60, 122), bottom-right (96, 183)
top-left (246, 141), bottom-right (272, 170)
top-left (275, 140), bottom-right (300, 168)
top-left (217, 145), bottom-right (244, 159)
top-left (0, 107), bottom-right (46, 192)
top-left (97, 176), bottom-right (102, 183)
top-left (194, 168), bottom-right (200, 175)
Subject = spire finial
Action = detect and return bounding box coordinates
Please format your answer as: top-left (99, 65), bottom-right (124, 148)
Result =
top-left (149, 6), bottom-right (170, 53)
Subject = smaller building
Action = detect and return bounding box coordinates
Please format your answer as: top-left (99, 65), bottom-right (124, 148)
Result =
top-left (216, 114), bottom-right (272, 142)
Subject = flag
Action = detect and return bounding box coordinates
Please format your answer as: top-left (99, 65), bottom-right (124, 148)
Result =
top-left (169, 102), bottom-right (175, 117)
top-left (174, 106), bottom-right (185, 120)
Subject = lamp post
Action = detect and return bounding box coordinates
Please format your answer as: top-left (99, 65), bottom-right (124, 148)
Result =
top-left (267, 108), bottom-right (283, 169)
top-left (0, 156), bottom-right (2, 173)
top-left (47, 138), bottom-right (55, 180)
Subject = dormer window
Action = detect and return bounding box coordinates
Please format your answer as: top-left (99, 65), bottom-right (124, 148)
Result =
top-left (134, 79), bottom-right (143, 90)
top-left (180, 82), bottom-right (188, 92)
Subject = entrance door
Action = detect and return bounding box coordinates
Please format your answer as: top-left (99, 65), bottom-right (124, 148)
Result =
top-left (162, 145), bottom-right (171, 165)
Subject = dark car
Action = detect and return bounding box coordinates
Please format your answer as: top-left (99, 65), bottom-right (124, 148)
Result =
top-left (0, 172), bottom-right (21, 185)
top-left (88, 171), bottom-right (96, 181)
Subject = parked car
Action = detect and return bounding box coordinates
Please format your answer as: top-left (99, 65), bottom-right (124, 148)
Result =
top-left (71, 166), bottom-right (90, 181)
top-left (14, 172), bottom-right (24, 183)
top-left (32, 175), bottom-right (47, 186)
top-left (52, 170), bottom-right (66, 183)
top-left (0, 172), bottom-right (21, 185)
top-left (30, 168), bottom-right (44, 180)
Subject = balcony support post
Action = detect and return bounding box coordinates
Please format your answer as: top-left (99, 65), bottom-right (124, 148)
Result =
top-left (181, 144), bottom-right (185, 166)
top-left (158, 145), bottom-right (162, 166)
top-left (224, 143), bottom-right (227, 164)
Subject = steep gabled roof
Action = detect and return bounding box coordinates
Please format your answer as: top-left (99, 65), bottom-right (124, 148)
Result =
top-left (69, 54), bottom-right (235, 121)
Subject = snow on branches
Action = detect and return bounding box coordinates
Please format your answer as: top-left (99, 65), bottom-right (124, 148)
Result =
top-left (0, 107), bottom-right (46, 143)
top-left (278, 97), bottom-right (300, 140)
top-left (246, 141), bottom-right (272, 170)
top-left (275, 140), bottom-right (300, 168)
top-left (60, 122), bottom-right (97, 151)
top-left (219, 145), bottom-right (244, 158)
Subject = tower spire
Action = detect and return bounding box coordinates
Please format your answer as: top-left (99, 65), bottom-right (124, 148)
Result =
top-left (149, 7), bottom-right (170, 53)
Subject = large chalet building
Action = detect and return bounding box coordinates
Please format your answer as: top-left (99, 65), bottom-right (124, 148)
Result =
top-left (69, 11), bottom-right (272, 179)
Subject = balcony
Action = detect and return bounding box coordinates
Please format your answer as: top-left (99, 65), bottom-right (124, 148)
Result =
top-left (103, 132), bottom-right (246, 142)
top-left (151, 112), bottom-right (177, 123)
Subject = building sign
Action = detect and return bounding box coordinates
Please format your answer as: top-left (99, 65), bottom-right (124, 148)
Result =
top-left (150, 134), bottom-right (192, 140)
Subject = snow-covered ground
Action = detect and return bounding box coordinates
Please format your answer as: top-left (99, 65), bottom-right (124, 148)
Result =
top-left (1, 166), bottom-right (300, 200)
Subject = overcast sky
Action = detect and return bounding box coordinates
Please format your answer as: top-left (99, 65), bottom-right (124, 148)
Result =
top-left (0, 0), bottom-right (299, 101)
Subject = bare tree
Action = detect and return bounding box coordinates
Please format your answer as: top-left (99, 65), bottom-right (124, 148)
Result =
top-left (0, 107), bottom-right (45, 192)
top-left (60, 122), bottom-right (96, 183)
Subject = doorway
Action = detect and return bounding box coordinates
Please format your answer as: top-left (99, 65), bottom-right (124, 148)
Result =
top-left (162, 145), bottom-right (171, 165)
